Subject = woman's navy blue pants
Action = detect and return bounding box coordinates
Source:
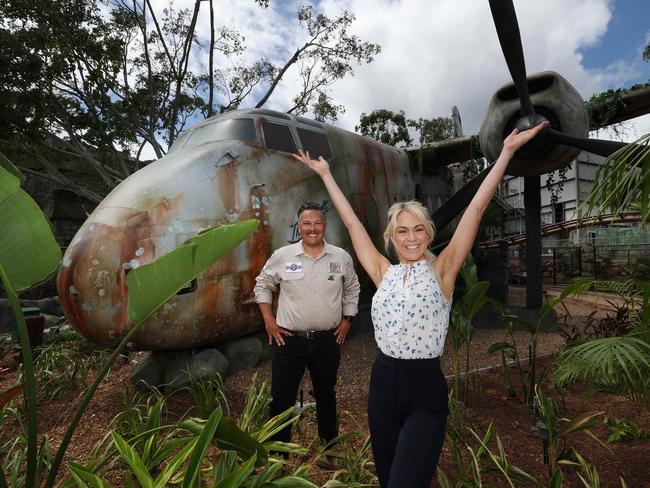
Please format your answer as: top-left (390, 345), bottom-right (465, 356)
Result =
top-left (368, 351), bottom-right (448, 488)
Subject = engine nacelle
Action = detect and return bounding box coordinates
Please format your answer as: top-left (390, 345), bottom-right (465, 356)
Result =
top-left (479, 71), bottom-right (588, 176)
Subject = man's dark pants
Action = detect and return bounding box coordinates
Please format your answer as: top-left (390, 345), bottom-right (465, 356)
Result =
top-left (269, 334), bottom-right (340, 445)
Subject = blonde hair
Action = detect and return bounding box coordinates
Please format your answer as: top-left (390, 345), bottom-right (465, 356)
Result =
top-left (383, 201), bottom-right (437, 263)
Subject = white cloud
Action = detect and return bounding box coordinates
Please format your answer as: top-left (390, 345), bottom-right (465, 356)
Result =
top-left (141, 0), bottom-right (649, 158)
top-left (317, 0), bottom-right (647, 134)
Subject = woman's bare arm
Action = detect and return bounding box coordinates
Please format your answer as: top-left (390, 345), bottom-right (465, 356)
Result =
top-left (435, 121), bottom-right (549, 298)
top-left (294, 150), bottom-right (389, 286)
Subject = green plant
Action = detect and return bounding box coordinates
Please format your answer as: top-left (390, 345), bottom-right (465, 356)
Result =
top-left (0, 152), bottom-right (62, 488)
top-left (487, 341), bottom-right (518, 397)
top-left (438, 396), bottom-right (539, 487)
top-left (0, 151), bottom-right (260, 488)
top-left (15, 342), bottom-right (113, 402)
top-left (581, 132), bottom-right (650, 224)
top-left (321, 431), bottom-right (376, 486)
top-left (58, 378), bottom-right (317, 487)
top-left (493, 307), bottom-right (555, 408)
top-left (557, 449), bottom-right (607, 488)
top-left (236, 373), bottom-right (269, 434)
top-left (603, 416), bottom-right (650, 442)
top-left (185, 372), bottom-right (230, 419)
top-left (534, 385), bottom-right (610, 477)
top-left (449, 255), bottom-right (493, 402)
top-left (554, 278), bottom-right (650, 409)
top-left (492, 278), bottom-right (587, 409)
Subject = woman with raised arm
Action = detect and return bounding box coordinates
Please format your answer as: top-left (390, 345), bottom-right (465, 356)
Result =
top-left (294, 121), bottom-right (548, 488)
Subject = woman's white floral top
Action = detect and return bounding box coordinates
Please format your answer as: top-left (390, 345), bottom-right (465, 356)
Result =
top-left (371, 259), bottom-right (452, 359)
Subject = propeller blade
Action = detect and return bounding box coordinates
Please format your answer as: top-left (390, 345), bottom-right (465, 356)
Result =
top-left (431, 164), bottom-right (493, 232)
top-left (488, 0), bottom-right (534, 115)
top-left (544, 128), bottom-right (628, 157)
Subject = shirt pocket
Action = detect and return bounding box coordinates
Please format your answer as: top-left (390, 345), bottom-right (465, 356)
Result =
top-left (282, 271), bottom-right (305, 281)
top-left (321, 271), bottom-right (343, 287)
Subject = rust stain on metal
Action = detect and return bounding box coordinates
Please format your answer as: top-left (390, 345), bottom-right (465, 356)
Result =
top-left (58, 109), bottom-right (419, 351)
top-left (217, 163), bottom-right (238, 211)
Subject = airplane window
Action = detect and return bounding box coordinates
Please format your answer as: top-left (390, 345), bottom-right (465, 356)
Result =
top-left (297, 128), bottom-right (332, 160)
top-left (184, 118), bottom-right (256, 148)
top-left (262, 121), bottom-right (297, 153)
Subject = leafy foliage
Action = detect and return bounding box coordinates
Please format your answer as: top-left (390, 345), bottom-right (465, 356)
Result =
top-left (1, 145), bottom-right (259, 487)
top-left (0, 0), bottom-right (380, 200)
top-left (356, 108), bottom-right (454, 147)
top-left (534, 385), bottom-right (609, 476)
top-left (603, 416), bottom-right (650, 443)
top-left (554, 277), bottom-right (650, 409)
top-left (449, 255), bottom-right (493, 402)
top-left (581, 133), bottom-right (650, 224)
top-left (438, 396), bottom-right (539, 487)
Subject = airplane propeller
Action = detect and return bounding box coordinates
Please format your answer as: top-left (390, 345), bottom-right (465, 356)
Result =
top-left (429, 0), bottom-right (640, 234)
top-left (542, 128), bottom-right (628, 157)
top-left (431, 163), bottom-right (492, 233)
top-left (488, 0), bottom-right (534, 117)
top-left (488, 0), bottom-right (631, 163)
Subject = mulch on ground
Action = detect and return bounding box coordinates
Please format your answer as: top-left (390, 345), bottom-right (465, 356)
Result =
top-left (1, 287), bottom-right (649, 486)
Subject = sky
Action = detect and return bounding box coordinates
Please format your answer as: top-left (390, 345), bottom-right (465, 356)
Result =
top-left (152, 0), bottom-right (650, 147)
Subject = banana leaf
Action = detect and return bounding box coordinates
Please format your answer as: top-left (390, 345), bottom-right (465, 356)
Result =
top-left (0, 153), bottom-right (61, 488)
top-left (46, 220), bottom-right (260, 487)
top-left (0, 151), bottom-right (25, 184)
top-left (126, 219), bottom-right (259, 325)
top-left (0, 159), bottom-right (61, 292)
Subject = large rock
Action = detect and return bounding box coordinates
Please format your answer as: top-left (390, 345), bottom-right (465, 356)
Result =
top-left (217, 336), bottom-right (264, 374)
top-left (163, 348), bottom-right (229, 393)
top-left (249, 331), bottom-right (273, 364)
top-left (131, 350), bottom-right (178, 389)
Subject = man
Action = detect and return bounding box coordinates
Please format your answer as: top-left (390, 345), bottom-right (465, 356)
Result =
top-left (254, 202), bottom-right (360, 456)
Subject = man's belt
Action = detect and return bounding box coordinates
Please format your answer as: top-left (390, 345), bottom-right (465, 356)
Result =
top-left (291, 329), bottom-right (334, 339)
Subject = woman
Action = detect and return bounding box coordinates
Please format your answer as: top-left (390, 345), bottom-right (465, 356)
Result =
top-left (294, 121), bottom-right (548, 487)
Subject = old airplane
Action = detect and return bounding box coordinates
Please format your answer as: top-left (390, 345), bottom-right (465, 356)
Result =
top-left (57, 0), bottom-right (650, 350)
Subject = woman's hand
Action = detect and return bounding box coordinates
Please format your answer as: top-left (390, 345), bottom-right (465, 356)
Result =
top-left (502, 120), bottom-right (550, 156)
top-left (293, 149), bottom-right (330, 177)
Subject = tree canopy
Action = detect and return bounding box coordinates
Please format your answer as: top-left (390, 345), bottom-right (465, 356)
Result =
top-left (355, 109), bottom-right (454, 147)
top-left (0, 0), bottom-right (380, 201)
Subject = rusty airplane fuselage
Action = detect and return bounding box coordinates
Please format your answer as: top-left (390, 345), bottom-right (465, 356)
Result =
top-left (57, 109), bottom-right (441, 350)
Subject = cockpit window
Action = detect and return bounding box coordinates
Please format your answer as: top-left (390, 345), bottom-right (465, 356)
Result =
top-left (182, 118), bottom-right (256, 148)
top-left (262, 121), bottom-right (297, 153)
top-left (297, 128), bottom-right (332, 160)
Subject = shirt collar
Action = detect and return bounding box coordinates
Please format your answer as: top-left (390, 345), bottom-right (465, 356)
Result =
top-left (399, 259), bottom-right (430, 275)
top-left (295, 240), bottom-right (331, 258)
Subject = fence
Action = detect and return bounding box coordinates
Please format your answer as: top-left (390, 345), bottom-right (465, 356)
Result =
top-left (507, 242), bottom-right (650, 285)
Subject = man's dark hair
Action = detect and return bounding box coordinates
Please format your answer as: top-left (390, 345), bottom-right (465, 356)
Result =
top-left (297, 202), bottom-right (326, 221)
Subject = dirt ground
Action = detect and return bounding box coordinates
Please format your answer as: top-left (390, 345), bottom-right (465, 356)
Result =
top-left (1, 286), bottom-right (649, 486)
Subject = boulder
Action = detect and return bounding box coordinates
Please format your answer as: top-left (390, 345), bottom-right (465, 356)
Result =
top-left (131, 350), bottom-right (178, 390)
top-left (163, 348), bottom-right (229, 393)
top-left (217, 336), bottom-right (264, 374)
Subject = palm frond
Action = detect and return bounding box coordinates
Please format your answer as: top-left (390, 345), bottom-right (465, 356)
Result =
top-left (581, 133), bottom-right (650, 222)
top-left (555, 335), bottom-right (650, 401)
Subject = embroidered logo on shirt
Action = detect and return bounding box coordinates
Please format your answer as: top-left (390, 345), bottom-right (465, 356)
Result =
top-left (328, 262), bottom-right (342, 273)
top-left (285, 261), bottom-right (303, 272)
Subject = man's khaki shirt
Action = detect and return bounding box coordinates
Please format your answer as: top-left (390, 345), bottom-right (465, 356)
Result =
top-left (254, 240), bottom-right (360, 331)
